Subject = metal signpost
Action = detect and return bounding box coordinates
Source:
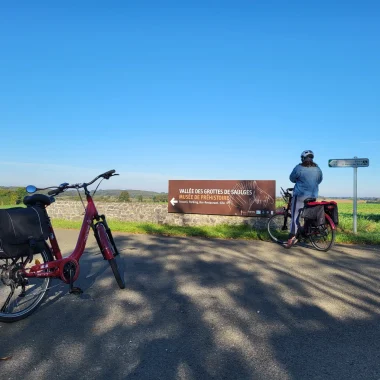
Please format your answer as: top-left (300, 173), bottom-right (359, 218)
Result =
top-left (328, 157), bottom-right (369, 234)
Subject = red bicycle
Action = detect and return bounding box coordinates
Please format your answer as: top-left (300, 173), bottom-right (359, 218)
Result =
top-left (267, 187), bottom-right (338, 251)
top-left (0, 169), bottom-right (124, 323)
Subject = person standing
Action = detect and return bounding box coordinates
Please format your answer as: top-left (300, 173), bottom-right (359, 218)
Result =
top-left (286, 150), bottom-right (323, 248)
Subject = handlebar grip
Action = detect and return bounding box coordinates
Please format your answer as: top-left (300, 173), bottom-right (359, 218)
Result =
top-left (103, 169), bottom-right (116, 179)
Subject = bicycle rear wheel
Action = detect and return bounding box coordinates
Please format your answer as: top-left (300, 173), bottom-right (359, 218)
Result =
top-left (0, 244), bottom-right (53, 323)
top-left (267, 213), bottom-right (291, 244)
top-left (309, 219), bottom-right (336, 252)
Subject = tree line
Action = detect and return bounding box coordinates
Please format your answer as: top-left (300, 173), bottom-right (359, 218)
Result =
top-left (0, 187), bottom-right (169, 205)
top-left (0, 188), bottom-right (28, 205)
top-left (118, 191), bottom-right (168, 203)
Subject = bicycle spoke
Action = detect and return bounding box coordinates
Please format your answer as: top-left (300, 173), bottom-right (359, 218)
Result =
top-left (267, 213), bottom-right (291, 244)
top-left (1, 285), bottom-right (15, 313)
top-left (309, 222), bottom-right (336, 252)
top-left (0, 248), bottom-right (52, 322)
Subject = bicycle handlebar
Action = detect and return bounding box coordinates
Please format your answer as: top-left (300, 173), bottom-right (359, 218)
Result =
top-left (85, 169), bottom-right (116, 187)
top-left (280, 187), bottom-right (294, 193)
top-left (46, 170), bottom-right (118, 195)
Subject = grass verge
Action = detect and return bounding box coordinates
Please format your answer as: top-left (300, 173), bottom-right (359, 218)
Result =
top-left (2, 203), bottom-right (379, 245)
top-left (51, 219), bottom-right (380, 246)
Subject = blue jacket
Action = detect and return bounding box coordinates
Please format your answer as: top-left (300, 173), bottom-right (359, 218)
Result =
top-left (289, 164), bottom-right (323, 198)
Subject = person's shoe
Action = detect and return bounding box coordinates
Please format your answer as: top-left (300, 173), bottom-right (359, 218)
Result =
top-left (285, 236), bottom-right (298, 248)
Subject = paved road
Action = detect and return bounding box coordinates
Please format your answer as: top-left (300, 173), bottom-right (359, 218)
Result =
top-left (1, 230), bottom-right (380, 380)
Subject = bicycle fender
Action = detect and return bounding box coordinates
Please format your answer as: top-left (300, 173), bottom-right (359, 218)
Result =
top-left (324, 213), bottom-right (336, 230)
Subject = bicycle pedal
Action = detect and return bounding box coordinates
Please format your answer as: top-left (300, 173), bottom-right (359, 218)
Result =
top-left (69, 287), bottom-right (83, 295)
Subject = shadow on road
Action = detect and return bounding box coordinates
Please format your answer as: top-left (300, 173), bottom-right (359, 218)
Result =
top-left (1, 232), bottom-right (380, 380)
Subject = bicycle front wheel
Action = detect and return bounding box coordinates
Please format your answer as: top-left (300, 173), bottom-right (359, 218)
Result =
top-left (267, 213), bottom-right (291, 244)
top-left (309, 219), bottom-right (336, 252)
top-left (0, 244), bottom-right (53, 323)
top-left (96, 223), bottom-right (125, 289)
top-left (108, 257), bottom-right (125, 289)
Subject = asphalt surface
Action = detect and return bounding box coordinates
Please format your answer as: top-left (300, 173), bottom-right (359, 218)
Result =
top-left (1, 230), bottom-right (380, 380)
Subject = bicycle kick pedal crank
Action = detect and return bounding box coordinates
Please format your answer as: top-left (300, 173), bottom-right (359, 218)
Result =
top-left (69, 286), bottom-right (83, 295)
top-left (68, 267), bottom-right (82, 295)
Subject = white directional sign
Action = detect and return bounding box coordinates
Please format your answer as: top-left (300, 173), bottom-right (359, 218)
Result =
top-left (170, 197), bottom-right (178, 206)
top-left (328, 158), bottom-right (369, 168)
top-left (328, 156), bottom-right (370, 234)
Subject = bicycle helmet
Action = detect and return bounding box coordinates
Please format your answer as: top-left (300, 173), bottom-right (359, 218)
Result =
top-left (301, 150), bottom-right (314, 162)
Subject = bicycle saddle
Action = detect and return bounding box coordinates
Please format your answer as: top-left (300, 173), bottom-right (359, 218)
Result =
top-left (304, 197), bottom-right (316, 204)
top-left (23, 194), bottom-right (52, 207)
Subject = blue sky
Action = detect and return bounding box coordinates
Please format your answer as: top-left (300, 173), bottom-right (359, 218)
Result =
top-left (1, 1), bottom-right (379, 197)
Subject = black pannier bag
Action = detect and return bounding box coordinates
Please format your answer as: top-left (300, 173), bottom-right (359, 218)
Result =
top-left (324, 202), bottom-right (339, 225)
top-left (302, 204), bottom-right (325, 228)
top-left (0, 206), bottom-right (50, 259)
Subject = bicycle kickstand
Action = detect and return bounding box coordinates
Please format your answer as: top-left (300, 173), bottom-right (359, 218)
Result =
top-left (69, 267), bottom-right (83, 295)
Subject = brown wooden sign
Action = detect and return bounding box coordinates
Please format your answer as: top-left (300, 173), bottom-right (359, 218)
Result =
top-left (168, 180), bottom-right (276, 216)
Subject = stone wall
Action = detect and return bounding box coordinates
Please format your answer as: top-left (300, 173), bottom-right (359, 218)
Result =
top-left (47, 201), bottom-right (268, 229)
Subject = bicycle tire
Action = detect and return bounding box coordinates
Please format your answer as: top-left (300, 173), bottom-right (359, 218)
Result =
top-left (309, 217), bottom-right (336, 252)
top-left (0, 243), bottom-right (53, 323)
top-left (108, 258), bottom-right (125, 289)
top-left (99, 226), bottom-right (125, 289)
top-left (267, 213), bottom-right (291, 244)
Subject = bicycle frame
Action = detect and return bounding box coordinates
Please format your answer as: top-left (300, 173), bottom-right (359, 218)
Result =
top-left (278, 190), bottom-right (336, 235)
top-left (0, 169), bottom-right (125, 322)
top-left (23, 195), bottom-right (113, 281)
top-left (267, 186), bottom-right (337, 252)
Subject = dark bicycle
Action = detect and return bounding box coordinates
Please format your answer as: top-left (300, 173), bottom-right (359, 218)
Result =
top-left (267, 187), bottom-right (338, 251)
